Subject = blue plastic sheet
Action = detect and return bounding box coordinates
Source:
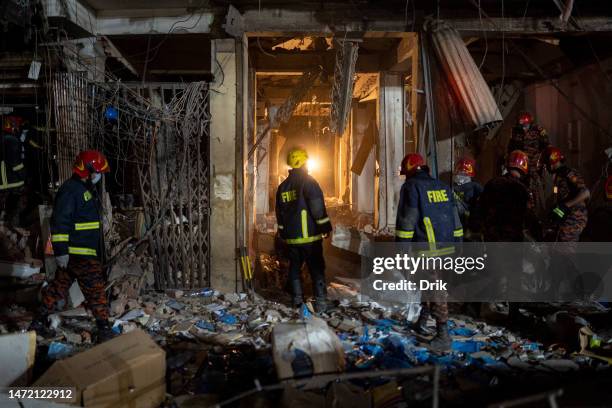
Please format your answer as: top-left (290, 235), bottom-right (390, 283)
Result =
top-left (521, 341), bottom-right (541, 351)
top-left (451, 340), bottom-right (486, 353)
top-left (166, 299), bottom-right (185, 310)
top-left (300, 304), bottom-right (312, 320)
top-left (47, 342), bottom-right (73, 359)
top-left (196, 320), bottom-right (215, 331)
top-left (217, 313), bottom-right (237, 325)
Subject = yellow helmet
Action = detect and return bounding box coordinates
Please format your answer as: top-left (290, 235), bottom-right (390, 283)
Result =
top-left (287, 147), bottom-right (308, 169)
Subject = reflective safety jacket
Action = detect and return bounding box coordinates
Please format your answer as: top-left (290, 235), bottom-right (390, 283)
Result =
top-left (395, 171), bottom-right (463, 247)
top-left (0, 133), bottom-right (25, 191)
top-left (51, 176), bottom-right (102, 258)
top-left (275, 168), bottom-right (332, 245)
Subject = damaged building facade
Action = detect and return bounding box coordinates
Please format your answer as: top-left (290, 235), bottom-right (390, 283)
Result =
top-left (1, 0), bottom-right (612, 406)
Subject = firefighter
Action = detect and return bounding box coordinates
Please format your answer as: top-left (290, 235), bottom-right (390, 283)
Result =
top-left (395, 153), bottom-right (463, 350)
top-left (480, 151), bottom-right (532, 321)
top-left (543, 146), bottom-right (590, 242)
top-left (508, 111), bottom-right (550, 214)
top-left (1, 116), bottom-right (26, 225)
top-left (275, 147), bottom-right (332, 312)
top-left (452, 157), bottom-right (483, 237)
top-left (31, 150), bottom-right (113, 341)
top-left (480, 150), bottom-right (530, 242)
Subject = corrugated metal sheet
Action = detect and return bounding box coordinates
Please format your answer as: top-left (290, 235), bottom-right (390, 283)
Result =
top-left (427, 20), bottom-right (502, 129)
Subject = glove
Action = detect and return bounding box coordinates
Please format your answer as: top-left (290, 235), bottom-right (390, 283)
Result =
top-left (551, 204), bottom-right (570, 222)
top-left (56, 255), bottom-right (69, 269)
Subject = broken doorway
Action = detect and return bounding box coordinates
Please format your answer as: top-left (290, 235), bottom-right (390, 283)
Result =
top-left (245, 33), bottom-right (420, 289)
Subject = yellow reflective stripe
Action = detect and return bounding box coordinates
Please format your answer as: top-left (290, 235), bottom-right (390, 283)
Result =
top-left (316, 217), bottom-right (330, 225)
top-left (395, 230), bottom-right (414, 239)
top-left (28, 139), bottom-right (42, 149)
top-left (0, 162), bottom-right (7, 187)
top-left (74, 221), bottom-right (100, 230)
top-left (68, 247), bottom-right (97, 256)
top-left (12, 163), bottom-right (24, 171)
top-left (0, 180), bottom-right (24, 190)
top-left (423, 217), bottom-right (436, 244)
top-left (553, 208), bottom-right (565, 217)
top-left (51, 234), bottom-right (69, 242)
top-left (286, 235), bottom-right (323, 245)
top-left (301, 209), bottom-right (308, 238)
top-left (418, 246), bottom-right (456, 257)
top-left (454, 229), bottom-right (464, 237)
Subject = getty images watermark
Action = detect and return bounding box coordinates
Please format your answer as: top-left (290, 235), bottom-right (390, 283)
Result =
top-left (371, 252), bottom-right (487, 291)
top-left (360, 242), bottom-right (612, 304)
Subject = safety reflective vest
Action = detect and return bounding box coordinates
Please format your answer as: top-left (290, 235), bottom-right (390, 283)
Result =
top-left (0, 133), bottom-right (25, 190)
top-left (395, 171), bottom-right (463, 247)
top-left (275, 168), bottom-right (332, 245)
top-left (51, 176), bottom-right (102, 258)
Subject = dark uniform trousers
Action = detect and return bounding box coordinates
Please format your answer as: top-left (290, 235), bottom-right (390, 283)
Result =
top-left (287, 240), bottom-right (326, 297)
top-left (41, 257), bottom-right (109, 320)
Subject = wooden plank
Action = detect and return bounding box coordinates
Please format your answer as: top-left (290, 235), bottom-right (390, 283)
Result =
top-left (350, 121), bottom-right (376, 176)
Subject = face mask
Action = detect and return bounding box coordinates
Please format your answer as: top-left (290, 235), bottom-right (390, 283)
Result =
top-left (91, 173), bottom-right (102, 184)
top-left (454, 175), bottom-right (471, 185)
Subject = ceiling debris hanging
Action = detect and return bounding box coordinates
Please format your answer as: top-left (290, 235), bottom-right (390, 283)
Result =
top-left (330, 38), bottom-right (360, 137)
top-left (427, 20), bottom-right (503, 130)
top-left (247, 67), bottom-right (322, 161)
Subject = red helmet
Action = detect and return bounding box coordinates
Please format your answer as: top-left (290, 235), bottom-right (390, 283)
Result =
top-left (400, 153), bottom-right (426, 177)
top-left (518, 111), bottom-right (533, 127)
top-left (2, 116), bottom-right (23, 134)
top-left (507, 150), bottom-right (529, 175)
top-left (543, 146), bottom-right (565, 167)
top-left (73, 150), bottom-right (110, 178)
top-left (455, 157), bottom-right (476, 177)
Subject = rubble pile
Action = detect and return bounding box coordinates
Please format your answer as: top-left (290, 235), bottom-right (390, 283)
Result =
top-left (0, 225), bottom-right (32, 262)
top-left (21, 279), bottom-right (610, 404)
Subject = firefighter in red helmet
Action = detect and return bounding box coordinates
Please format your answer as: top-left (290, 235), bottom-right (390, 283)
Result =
top-left (480, 150), bottom-right (531, 242)
top-left (542, 146), bottom-right (590, 242)
top-left (1, 116), bottom-right (26, 225)
top-left (452, 157), bottom-right (483, 237)
top-left (396, 153), bottom-right (463, 351)
top-left (31, 150), bottom-right (114, 342)
top-left (509, 111), bottom-right (550, 214)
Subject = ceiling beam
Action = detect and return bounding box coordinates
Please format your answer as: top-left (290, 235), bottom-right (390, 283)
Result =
top-left (99, 35), bottom-right (138, 76)
top-left (97, 12), bottom-right (214, 35)
top-left (251, 51), bottom-right (381, 73)
top-left (449, 16), bottom-right (612, 35)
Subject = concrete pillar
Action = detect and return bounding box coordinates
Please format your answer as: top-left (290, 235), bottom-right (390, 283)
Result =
top-left (377, 72), bottom-right (405, 230)
top-left (210, 39), bottom-right (240, 292)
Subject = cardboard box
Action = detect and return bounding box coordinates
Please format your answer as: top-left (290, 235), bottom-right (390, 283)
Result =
top-left (0, 331), bottom-right (36, 386)
top-left (35, 329), bottom-right (166, 408)
top-left (272, 317), bottom-right (345, 380)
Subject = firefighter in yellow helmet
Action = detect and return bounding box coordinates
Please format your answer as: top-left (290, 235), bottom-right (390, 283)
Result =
top-left (275, 147), bottom-right (332, 312)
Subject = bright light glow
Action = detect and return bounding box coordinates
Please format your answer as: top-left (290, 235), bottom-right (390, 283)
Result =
top-left (307, 157), bottom-right (320, 173)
